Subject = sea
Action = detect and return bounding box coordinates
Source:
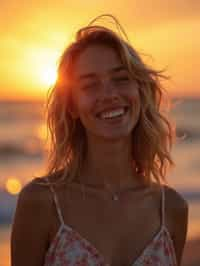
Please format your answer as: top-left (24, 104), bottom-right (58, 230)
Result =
top-left (0, 98), bottom-right (200, 266)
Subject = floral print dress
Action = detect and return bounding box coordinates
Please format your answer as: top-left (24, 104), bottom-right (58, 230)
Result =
top-left (44, 181), bottom-right (177, 266)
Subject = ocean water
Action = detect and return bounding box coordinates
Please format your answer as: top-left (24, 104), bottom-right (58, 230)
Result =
top-left (0, 98), bottom-right (200, 265)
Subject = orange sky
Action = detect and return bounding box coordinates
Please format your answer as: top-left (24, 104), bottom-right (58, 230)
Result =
top-left (1, 0), bottom-right (200, 101)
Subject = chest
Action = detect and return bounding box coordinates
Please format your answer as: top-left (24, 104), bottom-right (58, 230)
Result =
top-left (50, 189), bottom-right (161, 265)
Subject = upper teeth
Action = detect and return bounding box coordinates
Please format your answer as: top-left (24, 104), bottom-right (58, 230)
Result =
top-left (100, 108), bottom-right (125, 119)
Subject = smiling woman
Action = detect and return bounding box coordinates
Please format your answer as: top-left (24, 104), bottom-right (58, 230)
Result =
top-left (11, 14), bottom-right (188, 266)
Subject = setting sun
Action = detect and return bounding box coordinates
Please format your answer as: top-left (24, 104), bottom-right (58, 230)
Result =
top-left (27, 47), bottom-right (60, 89)
top-left (40, 65), bottom-right (57, 87)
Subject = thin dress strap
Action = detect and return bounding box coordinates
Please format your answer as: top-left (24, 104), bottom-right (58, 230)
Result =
top-left (161, 185), bottom-right (165, 227)
top-left (46, 177), bottom-right (65, 226)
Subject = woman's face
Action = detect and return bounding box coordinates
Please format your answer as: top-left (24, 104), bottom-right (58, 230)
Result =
top-left (70, 44), bottom-right (141, 141)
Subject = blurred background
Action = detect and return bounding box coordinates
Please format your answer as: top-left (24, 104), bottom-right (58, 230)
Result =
top-left (0, 1), bottom-right (200, 265)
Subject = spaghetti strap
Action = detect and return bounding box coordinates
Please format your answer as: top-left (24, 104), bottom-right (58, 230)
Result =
top-left (161, 185), bottom-right (165, 227)
top-left (45, 177), bottom-right (65, 226)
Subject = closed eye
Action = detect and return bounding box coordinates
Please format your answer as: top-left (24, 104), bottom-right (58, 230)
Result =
top-left (113, 76), bottom-right (130, 82)
top-left (81, 82), bottom-right (98, 90)
top-left (80, 76), bottom-right (130, 90)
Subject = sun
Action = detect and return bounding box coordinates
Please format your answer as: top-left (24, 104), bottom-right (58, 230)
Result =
top-left (28, 48), bottom-right (60, 88)
top-left (40, 65), bottom-right (58, 87)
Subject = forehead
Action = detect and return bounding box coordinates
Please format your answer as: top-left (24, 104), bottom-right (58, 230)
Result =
top-left (73, 44), bottom-right (124, 79)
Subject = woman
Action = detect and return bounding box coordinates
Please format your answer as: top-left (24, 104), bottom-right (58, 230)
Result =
top-left (11, 14), bottom-right (188, 266)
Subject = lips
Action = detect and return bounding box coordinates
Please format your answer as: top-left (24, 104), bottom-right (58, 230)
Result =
top-left (96, 106), bottom-right (129, 118)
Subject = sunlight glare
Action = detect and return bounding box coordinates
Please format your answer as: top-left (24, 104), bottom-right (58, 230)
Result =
top-left (27, 47), bottom-right (60, 88)
top-left (40, 65), bottom-right (57, 87)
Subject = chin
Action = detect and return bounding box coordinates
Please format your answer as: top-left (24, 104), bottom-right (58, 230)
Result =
top-left (95, 131), bottom-right (132, 142)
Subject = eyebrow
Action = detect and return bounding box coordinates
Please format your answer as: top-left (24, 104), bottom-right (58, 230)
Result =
top-left (78, 66), bottom-right (128, 81)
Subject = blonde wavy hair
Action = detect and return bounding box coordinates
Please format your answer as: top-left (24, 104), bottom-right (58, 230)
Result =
top-left (42, 14), bottom-right (176, 186)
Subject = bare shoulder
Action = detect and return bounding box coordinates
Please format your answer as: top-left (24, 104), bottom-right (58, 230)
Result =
top-left (18, 176), bottom-right (53, 209)
top-left (164, 185), bottom-right (189, 265)
top-left (17, 168), bottom-right (68, 216)
top-left (11, 176), bottom-right (55, 266)
top-left (18, 168), bottom-right (64, 205)
top-left (12, 176), bottom-right (54, 236)
top-left (164, 185), bottom-right (188, 220)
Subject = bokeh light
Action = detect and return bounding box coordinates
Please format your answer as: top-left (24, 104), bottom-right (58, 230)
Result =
top-left (5, 177), bottom-right (22, 195)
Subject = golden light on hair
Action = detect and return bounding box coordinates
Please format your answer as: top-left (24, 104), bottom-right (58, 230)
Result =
top-left (5, 177), bottom-right (22, 195)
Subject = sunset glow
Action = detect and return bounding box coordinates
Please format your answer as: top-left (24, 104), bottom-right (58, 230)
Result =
top-left (39, 65), bottom-right (57, 87)
top-left (0, 1), bottom-right (200, 100)
top-left (26, 47), bottom-right (60, 89)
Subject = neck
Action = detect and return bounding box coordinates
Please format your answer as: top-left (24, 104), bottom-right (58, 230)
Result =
top-left (74, 136), bottom-right (143, 191)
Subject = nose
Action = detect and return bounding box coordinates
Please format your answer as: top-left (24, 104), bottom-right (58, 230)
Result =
top-left (98, 78), bottom-right (120, 102)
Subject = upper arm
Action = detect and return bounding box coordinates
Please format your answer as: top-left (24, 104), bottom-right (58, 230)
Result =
top-left (165, 186), bottom-right (189, 266)
top-left (11, 179), bottom-right (52, 266)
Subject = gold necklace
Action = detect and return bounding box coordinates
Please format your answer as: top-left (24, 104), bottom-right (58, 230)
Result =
top-left (104, 182), bottom-right (139, 201)
top-left (80, 180), bottom-right (140, 201)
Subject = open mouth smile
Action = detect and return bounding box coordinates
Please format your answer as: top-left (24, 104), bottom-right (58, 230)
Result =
top-left (96, 106), bottom-right (129, 120)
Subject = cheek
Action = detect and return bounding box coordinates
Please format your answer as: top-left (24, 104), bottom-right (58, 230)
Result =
top-left (74, 93), bottom-right (95, 118)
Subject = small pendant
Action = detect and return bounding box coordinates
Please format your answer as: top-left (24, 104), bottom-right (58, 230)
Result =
top-left (112, 194), bottom-right (119, 201)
